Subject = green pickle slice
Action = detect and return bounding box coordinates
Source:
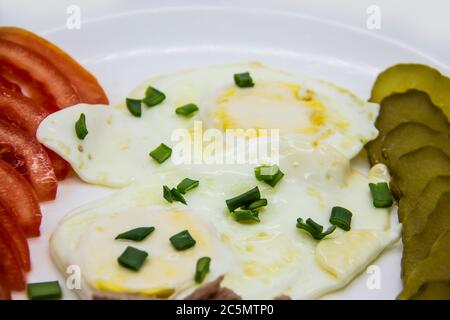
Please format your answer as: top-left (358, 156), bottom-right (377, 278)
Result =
top-left (411, 282), bottom-right (450, 300)
top-left (370, 63), bottom-right (450, 120)
top-left (382, 122), bottom-right (450, 168)
top-left (389, 146), bottom-right (450, 203)
top-left (402, 193), bottom-right (450, 280)
top-left (365, 90), bottom-right (449, 166)
top-left (401, 176), bottom-right (450, 232)
top-left (398, 230), bottom-right (450, 300)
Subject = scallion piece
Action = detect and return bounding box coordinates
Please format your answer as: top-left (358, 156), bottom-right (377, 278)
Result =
top-left (170, 230), bottom-right (196, 251)
top-left (254, 165), bottom-right (284, 187)
top-left (171, 187), bottom-right (187, 205)
top-left (318, 225), bottom-right (336, 239)
top-left (255, 165), bottom-right (279, 181)
top-left (329, 206), bottom-right (352, 231)
top-left (234, 72), bottom-right (254, 88)
top-left (369, 182), bottom-right (393, 208)
top-left (225, 187), bottom-right (261, 212)
top-left (195, 257), bottom-right (211, 284)
top-left (176, 178), bottom-right (199, 194)
top-left (75, 113), bottom-right (88, 139)
top-left (125, 98), bottom-right (142, 117)
top-left (232, 209), bottom-right (260, 223)
top-left (27, 281), bottom-right (62, 300)
top-left (149, 143), bottom-right (172, 163)
top-left (117, 246), bottom-right (148, 271)
top-left (296, 217), bottom-right (336, 240)
top-left (266, 170), bottom-right (284, 187)
top-left (176, 103), bottom-right (199, 116)
top-left (163, 185), bottom-right (173, 203)
top-left (115, 227), bottom-right (155, 241)
top-left (143, 86), bottom-right (166, 107)
top-left (247, 198), bottom-right (268, 210)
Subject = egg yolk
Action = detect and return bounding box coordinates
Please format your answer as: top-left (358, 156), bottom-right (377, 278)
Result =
top-left (210, 82), bottom-right (327, 134)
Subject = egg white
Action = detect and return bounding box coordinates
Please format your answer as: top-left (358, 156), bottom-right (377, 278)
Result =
top-left (50, 137), bottom-right (399, 300)
top-left (37, 62), bottom-right (379, 188)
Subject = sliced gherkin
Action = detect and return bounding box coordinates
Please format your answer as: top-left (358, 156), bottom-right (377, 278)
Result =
top-left (398, 230), bottom-right (450, 300)
top-left (411, 282), bottom-right (450, 300)
top-left (370, 63), bottom-right (450, 120)
top-left (401, 176), bottom-right (450, 232)
top-left (365, 90), bottom-right (450, 166)
top-left (382, 122), bottom-right (450, 168)
top-left (389, 147), bottom-right (450, 212)
top-left (402, 193), bottom-right (450, 280)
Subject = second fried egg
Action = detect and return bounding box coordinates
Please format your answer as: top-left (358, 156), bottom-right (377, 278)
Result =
top-left (37, 62), bottom-right (379, 187)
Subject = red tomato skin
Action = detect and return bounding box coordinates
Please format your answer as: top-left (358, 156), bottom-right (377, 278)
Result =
top-left (0, 27), bottom-right (108, 105)
top-left (0, 160), bottom-right (42, 237)
top-left (0, 204), bottom-right (30, 271)
top-left (0, 74), bottom-right (21, 93)
top-left (0, 119), bottom-right (57, 201)
top-left (0, 89), bottom-right (70, 180)
top-left (0, 89), bottom-right (48, 134)
top-left (0, 224), bottom-right (26, 291)
top-left (0, 61), bottom-right (57, 112)
top-left (46, 148), bottom-right (70, 180)
top-left (0, 272), bottom-right (11, 300)
top-left (0, 40), bottom-right (79, 109)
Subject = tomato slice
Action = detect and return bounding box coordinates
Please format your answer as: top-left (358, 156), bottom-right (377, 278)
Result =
top-left (0, 74), bottom-right (21, 93)
top-left (0, 89), bottom-right (71, 180)
top-left (0, 61), bottom-right (57, 112)
top-left (0, 27), bottom-right (109, 105)
top-left (46, 148), bottom-right (70, 180)
top-left (0, 271), bottom-right (11, 300)
top-left (0, 40), bottom-right (79, 108)
top-left (0, 160), bottom-right (42, 237)
top-left (0, 225), bottom-right (26, 291)
top-left (0, 203), bottom-right (30, 271)
top-left (0, 119), bottom-right (57, 201)
top-left (0, 89), bottom-right (49, 134)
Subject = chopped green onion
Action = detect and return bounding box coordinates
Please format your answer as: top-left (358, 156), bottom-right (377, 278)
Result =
top-left (234, 72), bottom-right (254, 88)
top-left (247, 198), bottom-right (268, 210)
top-left (163, 185), bottom-right (173, 203)
top-left (27, 281), bottom-right (62, 300)
top-left (318, 225), bottom-right (336, 239)
top-left (149, 143), bottom-right (172, 163)
top-left (125, 98), bottom-right (142, 117)
top-left (171, 187), bottom-right (187, 205)
top-left (75, 113), bottom-right (88, 139)
top-left (195, 257), bottom-right (211, 284)
top-left (329, 206), bottom-right (352, 231)
top-left (115, 227), bottom-right (155, 241)
top-left (170, 230), bottom-right (196, 251)
top-left (232, 209), bottom-right (260, 223)
top-left (296, 217), bottom-right (336, 240)
top-left (305, 218), bottom-right (323, 233)
top-left (255, 164), bottom-right (284, 187)
top-left (369, 182), bottom-right (393, 208)
top-left (254, 165), bottom-right (284, 187)
top-left (176, 103), bottom-right (199, 116)
top-left (225, 187), bottom-right (261, 212)
top-left (163, 185), bottom-right (187, 205)
top-left (117, 246), bottom-right (148, 271)
top-left (255, 165), bottom-right (279, 181)
top-left (143, 86), bottom-right (166, 107)
top-left (265, 170), bottom-right (284, 187)
top-left (177, 178), bottom-right (199, 194)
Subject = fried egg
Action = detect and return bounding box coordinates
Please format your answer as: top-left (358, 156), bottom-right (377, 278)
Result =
top-left (50, 138), bottom-right (399, 299)
top-left (37, 62), bottom-right (379, 188)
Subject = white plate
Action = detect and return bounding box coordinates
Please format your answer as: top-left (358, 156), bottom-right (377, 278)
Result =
top-left (12, 5), bottom-right (446, 300)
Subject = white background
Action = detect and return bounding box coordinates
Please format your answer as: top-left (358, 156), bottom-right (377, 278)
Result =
top-left (1, 0), bottom-right (449, 69)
